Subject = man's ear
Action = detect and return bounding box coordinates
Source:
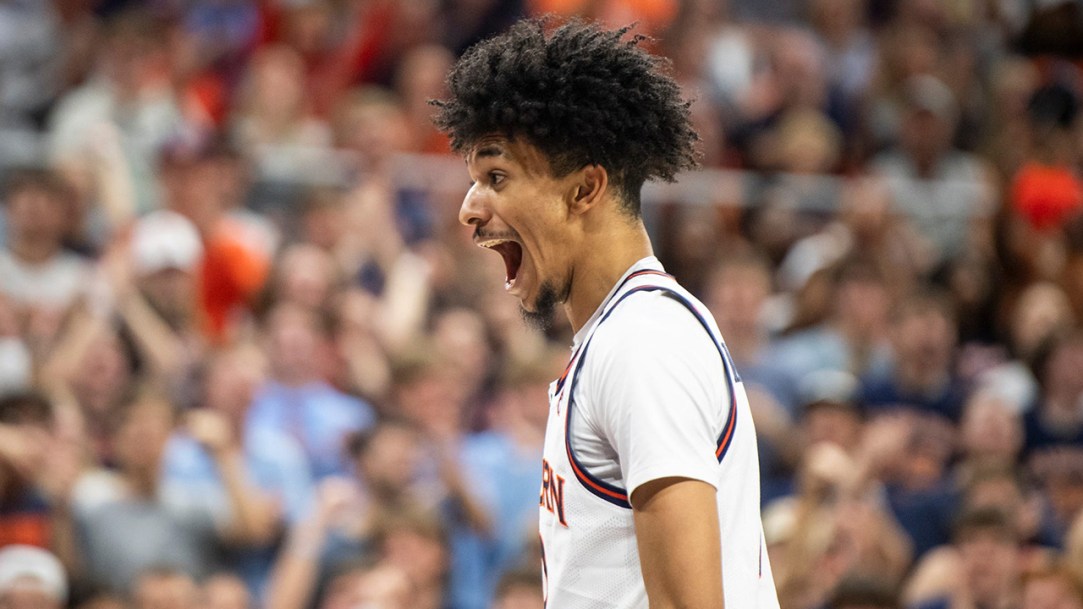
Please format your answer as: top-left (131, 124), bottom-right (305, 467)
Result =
top-left (568, 164), bottom-right (608, 216)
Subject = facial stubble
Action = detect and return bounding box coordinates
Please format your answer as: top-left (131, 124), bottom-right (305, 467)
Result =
top-left (519, 280), bottom-right (561, 331)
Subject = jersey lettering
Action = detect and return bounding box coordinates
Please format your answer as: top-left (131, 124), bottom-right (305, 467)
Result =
top-left (540, 458), bottom-right (568, 527)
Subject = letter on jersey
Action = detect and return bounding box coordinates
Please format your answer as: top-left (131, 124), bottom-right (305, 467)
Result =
top-left (540, 459), bottom-right (568, 527)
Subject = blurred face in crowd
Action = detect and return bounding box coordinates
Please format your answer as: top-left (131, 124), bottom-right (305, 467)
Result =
top-left (276, 244), bottom-right (337, 312)
top-left (802, 402), bottom-right (863, 453)
top-left (102, 18), bottom-right (169, 98)
top-left (264, 304), bottom-right (326, 384)
top-left (839, 178), bottom-right (892, 243)
top-left (432, 308), bottom-right (491, 386)
top-left (965, 476), bottom-right (1040, 542)
top-left (111, 398), bottom-right (173, 479)
top-left (1041, 337), bottom-right (1083, 409)
top-left (959, 394), bottom-right (1022, 465)
top-left (899, 415), bottom-right (955, 489)
top-left (395, 365), bottom-right (467, 436)
top-left (132, 571), bottom-right (199, 609)
top-left (357, 423), bottom-right (421, 499)
top-left (958, 528), bottom-right (1019, 606)
top-left (246, 46), bottom-right (307, 123)
top-left (395, 44), bottom-right (453, 117)
top-left (380, 527), bottom-right (447, 590)
top-left (162, 156), bottom-right (236, 233)
top-left (891, 305), bottom-right (956, 377)
top-left (71, 331), bottom-right (132, 419)
top-left (300, 192), bottom-right (346, 251)
top-left (1010, 283), bottom-right (1074, 360)
top-left (0, 395), bottom-right (55, 488)
top-left (338, 95), bottom-right (411, 167)
top-left (202, 574), bottom-right (249, 609)
top-left (900, 107), bottom-right (953, 166)
top-left (835, 274), bottom-right (890, 336)
top-left (205, 347), bottom-right (266, 419)
top-left (4, 186), bottom-right (68, 254)
top-left (706, 259), bottom-right (772, 337)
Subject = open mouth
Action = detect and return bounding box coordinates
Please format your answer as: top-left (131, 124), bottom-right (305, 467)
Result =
top-left (478, 238), bottom-right (523, 288)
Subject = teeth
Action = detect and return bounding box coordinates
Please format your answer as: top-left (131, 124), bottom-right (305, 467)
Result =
top-left (478, 238), bottom-right (511, 248)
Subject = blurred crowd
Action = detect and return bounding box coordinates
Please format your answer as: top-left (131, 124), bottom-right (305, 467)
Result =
top-left (3, 1), bottom-right (1083, 609)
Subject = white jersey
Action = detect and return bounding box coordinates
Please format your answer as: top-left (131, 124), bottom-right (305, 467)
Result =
top-left (539, 258), bottom-right (779, 609)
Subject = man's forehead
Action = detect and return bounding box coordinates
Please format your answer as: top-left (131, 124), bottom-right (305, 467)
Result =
top-left (465, 135), bottom-right (554, 176)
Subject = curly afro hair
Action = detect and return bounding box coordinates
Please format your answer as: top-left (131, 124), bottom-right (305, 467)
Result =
top-left (432, 18), bottom-right (700, 215)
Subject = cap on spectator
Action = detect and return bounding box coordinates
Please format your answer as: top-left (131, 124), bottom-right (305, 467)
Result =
top-left (902, 74), bottom-right (958, 125)
top-left (798, 369), bottom-right (860, 412)
top-left (0, 545), bottom-right (67, 602)
top-left (130, 210), bottom-right (204, 276)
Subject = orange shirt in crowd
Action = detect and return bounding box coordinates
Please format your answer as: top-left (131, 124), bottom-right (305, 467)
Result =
top-left (199, 220), bottom-right (270, 343)
top-left (1011, 162), bottom-right (1083, 232)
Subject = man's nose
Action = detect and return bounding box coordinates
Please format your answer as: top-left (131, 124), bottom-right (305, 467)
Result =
top-left (459, 186), bottom-right (490, 227)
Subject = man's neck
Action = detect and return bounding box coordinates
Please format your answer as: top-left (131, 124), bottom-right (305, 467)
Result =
top-left (563, 220), bottom-right (654, 334)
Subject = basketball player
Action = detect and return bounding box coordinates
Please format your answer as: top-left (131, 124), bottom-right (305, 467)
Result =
top-left (434, 19), bottom-right (780, 609)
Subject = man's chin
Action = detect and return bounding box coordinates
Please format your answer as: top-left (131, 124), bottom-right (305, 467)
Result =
top-left (518, 281), bottom-right (560, 331)
top-left (519, 305), bottom-right (553, 331)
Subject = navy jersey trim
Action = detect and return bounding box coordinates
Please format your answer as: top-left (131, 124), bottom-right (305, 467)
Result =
top-left (563, 285), bottom-right (740, 509)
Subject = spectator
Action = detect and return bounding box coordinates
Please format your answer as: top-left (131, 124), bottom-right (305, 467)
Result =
top-left (160, 135), bottom-right (273, 343)
top-left (372, 509), bottom-right (449, 609)
top-left (160, 344), bottom-right (314, 599)
top-left (956, 392), bottom-right (1025, 480)
top-left (465, 352), bottom-right (555, 579)
top-left (113, 210), bottom-right (206, 408)
top-left (1023, 331), bottom-right (1083, 501)
top-left (872, 74), bottom-right (996, 267)
top-left (909, 508), bottom-right (1023, 609)
top-left (0, 392), bottom-right (80, 569)
top-left (0, 168), bottom-right (89, 354)
top-left (390, 350), bottom-right (499, 609)
top-left (47, 9), bottom-right (183, 215)
top-left (264, 244), bottom-right (341, 317)
top-left (73, 392), bottom-right (272, 593)
top-left (705, 250), bottom-right (799, 412)
top-left (770, 257), bottom-right (894, 382)
top-left (230, 45), bottom-right (333, 187)
top-left (861, 289), bottom-right (966, 423)
top-left (247, 302), bottom-right (376, 480)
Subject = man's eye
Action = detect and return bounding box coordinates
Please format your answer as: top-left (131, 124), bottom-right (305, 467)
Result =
top-left (490, 172), bottom-right (505, 185)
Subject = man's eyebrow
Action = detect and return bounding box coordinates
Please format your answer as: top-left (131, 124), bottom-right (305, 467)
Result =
top-left (469, 144), bottom-right (511, 162)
